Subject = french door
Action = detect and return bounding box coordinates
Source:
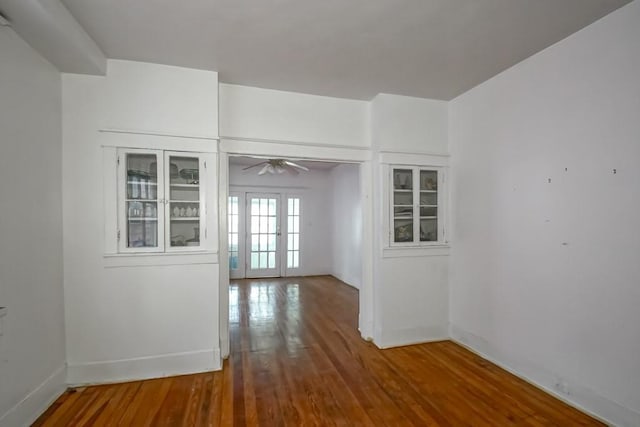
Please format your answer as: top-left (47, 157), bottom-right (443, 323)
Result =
top-left (245, 193), bottom-right (281, 278)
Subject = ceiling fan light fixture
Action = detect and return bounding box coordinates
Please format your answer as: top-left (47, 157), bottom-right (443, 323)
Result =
top-left (242, 158), bottom-right (310, 175)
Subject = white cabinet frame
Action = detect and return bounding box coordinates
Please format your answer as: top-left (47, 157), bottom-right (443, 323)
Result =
top-left (114, 147), bottom-right (216, 255)
top-left (388, 165), bottom-right (447, 247)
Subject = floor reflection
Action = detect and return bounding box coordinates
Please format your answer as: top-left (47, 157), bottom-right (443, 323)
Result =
top-left (229, 278), bottom-right (322, 356)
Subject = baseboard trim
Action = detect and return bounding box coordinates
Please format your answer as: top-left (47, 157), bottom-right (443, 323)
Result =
top-left (67, 348), bottom-right (221, 386)
top-left (330, 273), bottom-right (361, 290)
top-left (0, 364), bottom-right (66, 427)
top-left (450, 324), bottom-right (640, 427)
top-left (374, 325), bottom-right (448, 349)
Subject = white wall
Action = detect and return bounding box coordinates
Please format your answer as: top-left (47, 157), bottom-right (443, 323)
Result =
top-left (229, 163), bottom-right (333, 277)
top-left (219, 83), bottom-right (370, 147)
top-left (449, 2), bottom-right (640, 425)
top-left (371, 93), bottom-right (448, 153)
top-left (62, 60), bottom-right (221, 385)
top-left (329, 164), bottom-right (362, 288)
top-left (0, 29), bottom-right (66, 426)
top-left (369, 94), bottom-right (450, 348)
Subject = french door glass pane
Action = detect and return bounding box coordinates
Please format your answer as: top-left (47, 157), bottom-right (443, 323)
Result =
top-left (169, 156), bottom-right (200, 247)
top-left (126, 153), bottom-right (159, 248)
top-left (228, 196), bottom-right (239, 270)
top-left (287, 198), bottom-right (300, 268)
top-left (250, 197), bottom-right (278, 270)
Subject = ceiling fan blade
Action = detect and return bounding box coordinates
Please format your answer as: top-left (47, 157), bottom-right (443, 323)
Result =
top-left (258, 164), bottom-right (272, 175)
top-left (284, 161), bottom-right (309, 171)
top-left (283, 164), bottom-right (300, 175)
top-left (242, 161), bottom-right (269, 171)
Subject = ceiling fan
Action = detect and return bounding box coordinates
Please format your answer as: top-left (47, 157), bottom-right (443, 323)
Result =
top-left (242, 159), bottom-right (309, 175)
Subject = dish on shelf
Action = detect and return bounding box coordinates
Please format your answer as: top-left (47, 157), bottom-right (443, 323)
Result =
top-left (148, 162), bottom-right (179, 178)
top-left (180, 168), bottom-right (199, 184)
top-left (171, 235), bottom-right (186, 246)
top-left (394, 223), bottom-right (412, 241)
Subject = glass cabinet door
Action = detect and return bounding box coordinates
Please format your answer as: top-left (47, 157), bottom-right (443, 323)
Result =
top-left (124, 151), bottom-right (161, 249)
top-left (419, 170), bottom-right (438, 242)
top-left (166, 153), bottom-right (202, 249)
top-left (392, 168), bottom-right (414, 243)
top-left (391, 166), bottom-right (441, 245)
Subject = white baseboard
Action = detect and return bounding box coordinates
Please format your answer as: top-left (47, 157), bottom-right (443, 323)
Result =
top-left (374, 325), bottom-right (448, 349)
top-left (0, 365), bottom-right (67, 427)
top-left (67, 348), bottom-right (221, 386)
top-left (330, 273), bottom-right (361, 290)
top-left (450, 324), bottom-right (640, 427)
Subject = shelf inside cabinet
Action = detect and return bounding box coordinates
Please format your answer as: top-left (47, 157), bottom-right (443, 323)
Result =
top-left (420, 190), bottom-right (437, 193)
top-left (170, 183), bottom-right (199, 188)
top-left (127, 181), bottom-right (157, 185)
top-left (170, 217), bottom-right (200, 221)
top-left (420, 216), bottom-right (437, 219)
top-left (128, 217), bottom-right (158, 221)
top-left (393, 189), bottom-right (413, 193)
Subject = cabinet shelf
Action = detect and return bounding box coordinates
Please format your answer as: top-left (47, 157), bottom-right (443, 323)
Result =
top-left (420, 190), bottom-right (437, 193)
top-left (170, 217), bottom-right (200, 221)
top-left (420, 216), bottom-right (437, 219)
top-left (170, 200), bottom-right (199, 203)
top-left (393, 189), bottom-right (413, 192)
top-left (128, 217), bottom-right (158, 221)
top-left (170, 183), bottom-right (199, 188)
top-left (127, 181), bottom-right (157, 185)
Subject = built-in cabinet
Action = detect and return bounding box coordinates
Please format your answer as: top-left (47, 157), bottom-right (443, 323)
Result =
top-left (117, 148), bottom-right (212, 253)
top-left (390, 166), bottom-right (443, 245)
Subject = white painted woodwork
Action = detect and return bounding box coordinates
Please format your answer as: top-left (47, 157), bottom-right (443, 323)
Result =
top-left (219, 84), bottom-right (369, 147)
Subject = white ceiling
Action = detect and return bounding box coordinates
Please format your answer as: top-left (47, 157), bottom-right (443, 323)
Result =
top-left (60, 0), bottom-right (631, 100)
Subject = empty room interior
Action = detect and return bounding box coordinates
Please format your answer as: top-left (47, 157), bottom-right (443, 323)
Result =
top-left (0, 0), bottom-right (638, 425)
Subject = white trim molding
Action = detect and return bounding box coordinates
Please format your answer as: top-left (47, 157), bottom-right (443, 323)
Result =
top-left (0, 365), bottom-right (67, 427)
top-left (374, 326), bottom-right (448, 349)
top-left (378, 151), bottom-right (449, 167)
top-left (103, 251), bottom-right (219, 268)
top-left (100, 129), bottom-right (219, 152)
top-left (220, 137), bottom-right (371, 163)
top-left (67, 349), bottom-right (221, 386)
top-left (382, 245), bottom-right (450, 258)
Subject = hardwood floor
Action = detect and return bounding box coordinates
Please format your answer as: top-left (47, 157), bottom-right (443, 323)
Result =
top-left (35, 275), bottom-right (603, 426)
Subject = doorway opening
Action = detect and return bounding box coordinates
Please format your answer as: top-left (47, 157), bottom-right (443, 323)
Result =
top-left (226, 156), bottom-right (363, 284)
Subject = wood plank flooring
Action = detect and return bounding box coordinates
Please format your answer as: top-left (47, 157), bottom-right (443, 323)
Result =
top-left (34, 275), bottom-right (603, 426)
